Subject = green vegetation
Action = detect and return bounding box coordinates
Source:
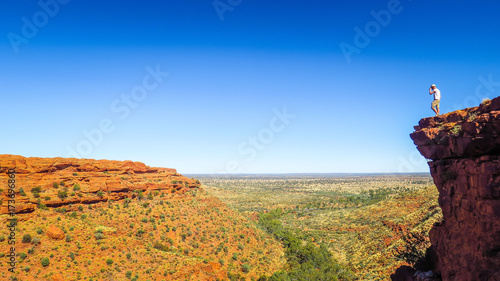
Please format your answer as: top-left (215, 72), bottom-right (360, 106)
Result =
top-left (58, 189), bottom-right (68, 200)
top-left (22, 234), bottom-right (32, 243)
top-left (19, 188), bottom-right (27, 196)
top-left (41, 257), bottom-right (50, 267)
top-left (202, 174), bottom-right (440, 280)
top-left (258, 208), bottom-right (354, 280)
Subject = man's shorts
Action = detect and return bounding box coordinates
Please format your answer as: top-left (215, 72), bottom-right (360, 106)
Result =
top-left (432, 99), bottom-right (440, 108)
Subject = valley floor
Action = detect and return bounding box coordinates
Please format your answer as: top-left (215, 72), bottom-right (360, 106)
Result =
top-left (200, 174), bottom-right (442, 280)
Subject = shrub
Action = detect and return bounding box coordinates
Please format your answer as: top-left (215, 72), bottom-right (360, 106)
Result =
top-left (22, 234), bottom-right (32, 243)
top-left (94, 233), bottom-right (104, 240)
top-left (73, 173), bottom-right (78, 176)
top-left (126, 253), bottom-right (132, 259)
top-left (73, 184), bottom-right (81, 191)
top-left (53, 182), bottom-right (59, 189)
top-left (31, 237), bottom-right (41, 245)
top-left (153, 242), bottom-right (169, 252)
top-left (106, 259), bottom-right (113, 265)
top-left (58, 190), bottom-right (68, 200)
top-left (19, 188), bottom-right (27, 196)
top-left (97, 191), bottom-right (105, 198)
top-left (18, 252), bottom-right (27, 260)
top-left (242, 263), bottom-right (251, 273)
top-left (41, 257), bottom-right (50, 267)
top-left (126, 271), bottom-right (132, 279)
top-left (136, 229), bottom-right (145, 237)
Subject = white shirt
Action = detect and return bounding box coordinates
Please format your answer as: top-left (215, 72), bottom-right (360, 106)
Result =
top-left (432, 88), bottom-right (441, 100)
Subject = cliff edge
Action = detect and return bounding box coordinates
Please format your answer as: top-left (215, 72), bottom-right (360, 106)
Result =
top-left (395, 97), bottom-right (500, 281)
top-left (0, 155), bottom-right (200, 214)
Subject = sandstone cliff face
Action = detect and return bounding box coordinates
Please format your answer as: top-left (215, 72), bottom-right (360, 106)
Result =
top-left (408, 97), bottom-right (500, 281)
top-left (0, 155), bottom-right (200, 214)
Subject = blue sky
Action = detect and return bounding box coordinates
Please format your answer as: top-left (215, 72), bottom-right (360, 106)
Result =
top-left (1, 0), bottom-right (500, 174)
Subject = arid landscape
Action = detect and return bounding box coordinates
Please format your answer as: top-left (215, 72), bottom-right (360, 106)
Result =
top-left (0, 156), bottom-right (286, 280)
top-left (1, 156), bottom-right (441, 280)
top-left (200, 174), bottom-right (442, 280)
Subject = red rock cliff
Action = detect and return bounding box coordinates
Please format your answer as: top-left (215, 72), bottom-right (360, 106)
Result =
top-left (0, 155), bottom-right (200, 214)
top-left (407, 97), bottom-right (500, 280)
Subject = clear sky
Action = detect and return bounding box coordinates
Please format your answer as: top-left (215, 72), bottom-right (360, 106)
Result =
top-left (1, 1), bottom-right (500, 174)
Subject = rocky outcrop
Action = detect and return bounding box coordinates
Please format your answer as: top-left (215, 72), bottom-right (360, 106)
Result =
top-left (401, 97), bottom-right (500, 281)
top-left (0, 155), bottom-right (200, 214)
top-left (46, 225), bottom-right (65, 240)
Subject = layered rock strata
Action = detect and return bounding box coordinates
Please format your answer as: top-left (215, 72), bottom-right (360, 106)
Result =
top-left (0, 155), bottom-right (200, 214)
top-left (406, 97), bottom-right (500, 280)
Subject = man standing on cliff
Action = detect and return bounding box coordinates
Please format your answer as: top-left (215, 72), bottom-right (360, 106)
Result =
top-left (429, 84), bottom-right (441, 116)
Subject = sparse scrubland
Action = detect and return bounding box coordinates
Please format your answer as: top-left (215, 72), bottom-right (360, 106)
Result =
top-left (0, 188), bottom-right (285, 280)
top-left (1, 166), bottom-right (441, 280)
top-left (201, 174), bottom-right (442, 280)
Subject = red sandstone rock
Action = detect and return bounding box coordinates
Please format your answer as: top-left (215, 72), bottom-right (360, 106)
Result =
top-left (0, 155), bottom-right (201, 214)
top-left (403, 96), bottom-right (500, 281)
top-left (46, 225), bottom-right (65, 240)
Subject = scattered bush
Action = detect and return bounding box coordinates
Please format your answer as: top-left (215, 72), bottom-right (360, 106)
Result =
top-left (58, 190), bottom-right (68, 200)
top-left (41, 257), bottom-right (50, 267)
top-left (241, 263), bottom-right (251, 273)
top-left (106, 258), bottom-right (113, 265)
top-left (53, 182), bottom-right (59, 189)
top-left (94, 233), bottom-right (104, 240)
top-left (31, 237), bottom-right (41, 245)
top-left (22, 234), bottom-right (32, 243)
top-left (18, 252), bottom-right (27, 260)
top-left (19, 188), bottom-right (27, 196)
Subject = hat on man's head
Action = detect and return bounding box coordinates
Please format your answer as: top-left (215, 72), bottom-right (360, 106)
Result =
top-left (431, 84), bottom-right (436, 87)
